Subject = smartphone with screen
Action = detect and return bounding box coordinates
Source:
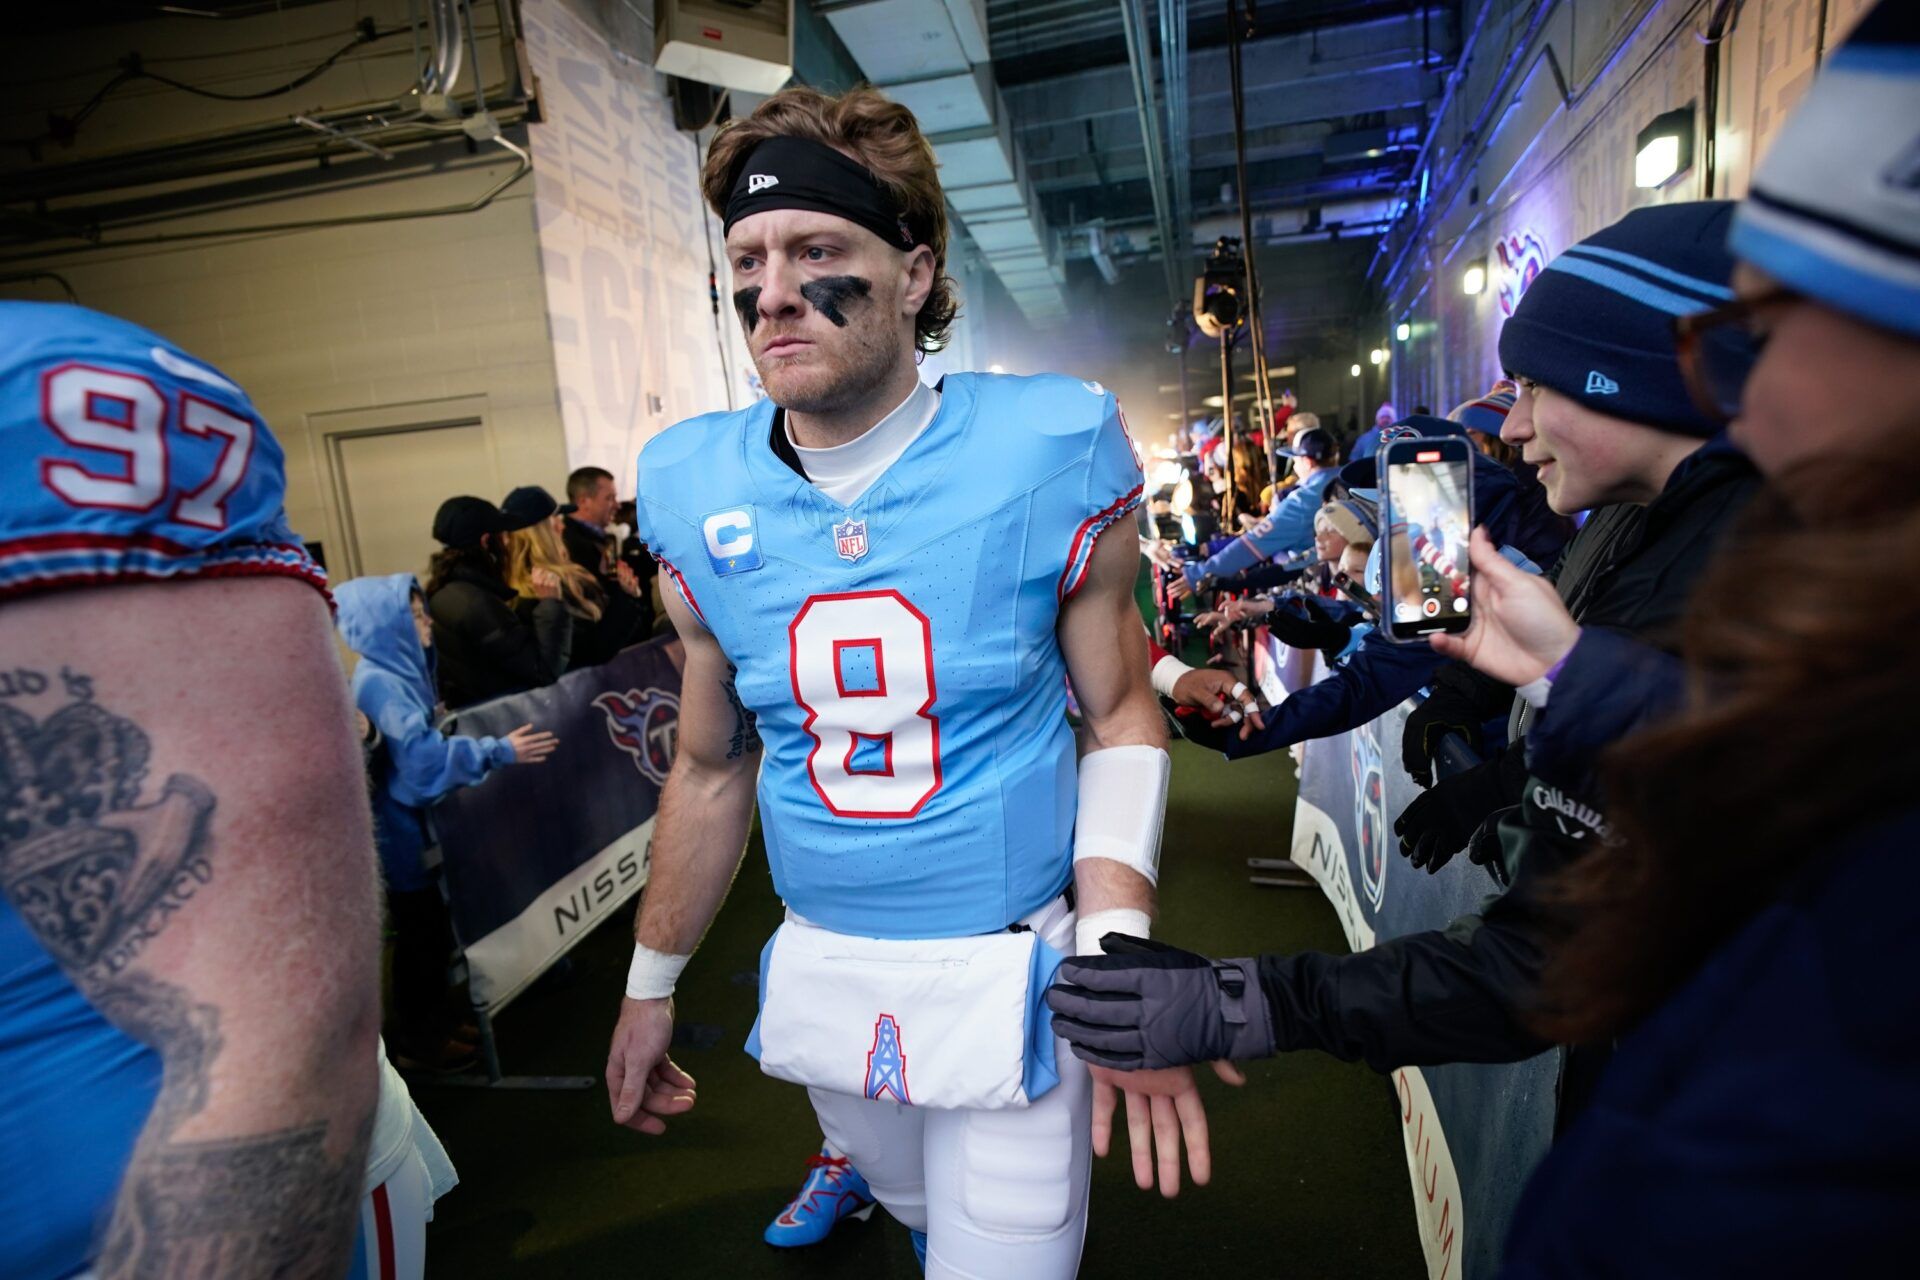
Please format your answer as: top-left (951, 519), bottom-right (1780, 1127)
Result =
top-left (1378, 436), bottom-right (1475, 643)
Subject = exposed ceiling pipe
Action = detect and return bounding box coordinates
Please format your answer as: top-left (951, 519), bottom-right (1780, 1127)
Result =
top-left (436, 0), bottom-right (466, 98)
top-left (1117, 0), bottom-right (1182, 305)
top-left (1159, 0), bottom-right (1192, 268)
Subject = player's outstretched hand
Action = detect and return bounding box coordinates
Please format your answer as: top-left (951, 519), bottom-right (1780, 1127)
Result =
top-left (606, 996), bottom-right (697, 1135)
top-left (1169, 668), bottom-right (1264, 739)
top-left (506, 722), bottom-right (560, 764)
top-left (1086, 1063), bottom-right (1243, 1198)
top-left (1428, 528), bottom-right (1578, 684)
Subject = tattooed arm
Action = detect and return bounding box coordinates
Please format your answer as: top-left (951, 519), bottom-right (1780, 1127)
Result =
top-left (0, 578), bottom-right (381, 1279)
top-left (605, 586), bottom-right (758, 1133)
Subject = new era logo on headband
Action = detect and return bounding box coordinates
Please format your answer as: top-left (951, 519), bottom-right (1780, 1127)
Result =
top-left (747, 173), bottom-right (778, 194)
top-left (1585, 371), bottom-right (1620, 395)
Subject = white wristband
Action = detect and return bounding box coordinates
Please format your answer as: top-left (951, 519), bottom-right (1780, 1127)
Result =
top-left (1149, 653), bottom-right (1192, 699)
top-left (1516, 674), bottom-right (1553, 709)
top-left (1076, 908), bottom-right (1151, 957)
top-left (625, 943), bottom-right (691, 1000)
top-left (1073, 744), bottom-right (1171, 885)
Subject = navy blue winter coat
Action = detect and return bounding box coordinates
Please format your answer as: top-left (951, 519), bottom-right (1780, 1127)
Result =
top-left (1499, 808), bottom-right (1920, 1276)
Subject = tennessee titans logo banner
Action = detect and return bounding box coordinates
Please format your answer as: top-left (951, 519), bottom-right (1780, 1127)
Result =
top-left (1288, 665), bottom-right (1556, 1280)
top-left (435, 637), bottom-right (682, 1012)
top-left (593, 687), bottom-right (680, 785)
top-left (864, 1013), bottom-right (911, 1104)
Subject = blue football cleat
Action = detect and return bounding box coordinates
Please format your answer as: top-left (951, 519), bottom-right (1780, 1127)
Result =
top-left (763, 1147), bottom-right (876, 1248)
top-left (911, 1228), bottom-right (928, 1271)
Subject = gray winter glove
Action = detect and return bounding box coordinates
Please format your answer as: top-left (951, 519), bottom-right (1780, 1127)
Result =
top-left (1045, 935), bottom-right (1277, 1070)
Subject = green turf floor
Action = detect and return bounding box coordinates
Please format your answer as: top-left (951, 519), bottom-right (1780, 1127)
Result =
top-left (416, 741), bottom-right (1425, 1277)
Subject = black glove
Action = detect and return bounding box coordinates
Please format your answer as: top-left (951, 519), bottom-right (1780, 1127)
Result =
top-left (1402, 696), bottom-right (1479, 788)
top-left (1046, 935), bottom-right (1277, 1070)
top-left (1465, 807), bottom-right (1514, 887)
top-left (1392, 757), bottom-right (1509, 873)
top-left (1158, 695), bottom-right (1236, 752)
top-left (1264, 598), bottom-right (1351, 655)
top-left (1212, 560), bottom-right (1307, 594)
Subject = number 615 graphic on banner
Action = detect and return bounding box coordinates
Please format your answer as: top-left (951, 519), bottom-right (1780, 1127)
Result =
top-left (40, 363), bottom-right (254, 531)
top-left (788, 590), bottom-right (943, 819)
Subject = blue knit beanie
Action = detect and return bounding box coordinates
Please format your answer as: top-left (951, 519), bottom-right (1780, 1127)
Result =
top-left (1498, 201), bottom-right (1754, 436)
top-left (1729, 1), bottom-right (1920, 339)
top-left (1336, 414), bottom-right (1469, 491)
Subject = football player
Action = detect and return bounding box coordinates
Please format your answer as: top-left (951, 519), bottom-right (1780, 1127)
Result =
top-left (603, 87), bottom-right (1233, 1277)
top-left (0, 302), bottom-right (452, 1279)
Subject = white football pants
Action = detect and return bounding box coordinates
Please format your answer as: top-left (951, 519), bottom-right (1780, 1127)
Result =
top-left (807, 896), bottom-right (1092, 1279)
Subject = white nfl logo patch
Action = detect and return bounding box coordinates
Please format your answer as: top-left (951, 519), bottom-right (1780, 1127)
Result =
top-left (834, 517), bottom-right (869, 563)
top-left (748, 173), bottom-right (779, 193)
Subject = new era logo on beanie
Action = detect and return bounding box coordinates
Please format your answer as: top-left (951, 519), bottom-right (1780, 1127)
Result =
top-left (1497, 201), bottom-right (1756, 436)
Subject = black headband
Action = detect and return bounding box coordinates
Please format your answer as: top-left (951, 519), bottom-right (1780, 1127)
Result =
top-left (722, 135), bottom-right (929, 251)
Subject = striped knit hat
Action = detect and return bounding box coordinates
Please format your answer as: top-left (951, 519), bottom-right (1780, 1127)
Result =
top-left (1448, 386), bottom-right (1516, 436)
top-left (1498, 201), bottom-right (1752, 436)
top-left (1316, 495), bottom-right (1378, 547)
top-left (1729, 2), bottom-right (1920, 339)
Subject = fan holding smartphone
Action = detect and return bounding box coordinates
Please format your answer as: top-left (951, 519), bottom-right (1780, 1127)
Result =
top-left (1379, 436), bottom-right (1476, 643)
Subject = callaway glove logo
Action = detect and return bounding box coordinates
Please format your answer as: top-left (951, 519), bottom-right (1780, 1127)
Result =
top-left (747, 173), bottom-right (779, 194)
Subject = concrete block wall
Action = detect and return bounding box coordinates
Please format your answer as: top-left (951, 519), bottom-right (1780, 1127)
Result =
top-left (4, 148), bottom-right (566, 582)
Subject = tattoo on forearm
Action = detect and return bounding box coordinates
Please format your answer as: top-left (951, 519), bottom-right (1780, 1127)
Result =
top-left (722, 663), bottom-right (760, 760)
top-left (98, 1120), bottom-right (365, 1280)
top-left (0, 696), bottom-right (214, 981)
top-left (1, 677), bottom-right (368, 1279)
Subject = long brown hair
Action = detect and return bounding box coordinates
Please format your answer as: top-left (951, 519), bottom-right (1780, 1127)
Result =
top-left (1532, 458), bottom-right (1920, 1042)
top-left (701, 85), bottom-right (959, 355)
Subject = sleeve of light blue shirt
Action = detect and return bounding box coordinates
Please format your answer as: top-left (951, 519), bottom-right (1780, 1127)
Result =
top-left (1195, 480), bottom-right (1323, 580)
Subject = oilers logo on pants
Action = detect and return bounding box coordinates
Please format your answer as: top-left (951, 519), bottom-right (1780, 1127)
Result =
top-left (865, 1014), bottom-right (911, 1104)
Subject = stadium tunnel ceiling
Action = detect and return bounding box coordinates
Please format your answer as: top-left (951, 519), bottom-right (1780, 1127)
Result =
top-left (982, 0), bottom-right (1454, 248)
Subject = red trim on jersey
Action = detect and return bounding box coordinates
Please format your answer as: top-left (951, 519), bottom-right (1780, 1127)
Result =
top-left (371, 1182), bottom-right (397, 1280)
top-left (0, 559), bottom-right (331, 607)
top-left (843, 730), bottom-right (895, 778)
top-left (654, 554), bottom-right (706, 626)
top-left (1056, 484), bottom-right (1144, 602)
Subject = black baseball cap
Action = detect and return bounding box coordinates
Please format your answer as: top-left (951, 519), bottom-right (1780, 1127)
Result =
top-left (432, 495), bottom-right (509, 548)
top-left (1280, 426), bottom-right (1338, 465)
top-left (500, 485), bottom-right (560, 531)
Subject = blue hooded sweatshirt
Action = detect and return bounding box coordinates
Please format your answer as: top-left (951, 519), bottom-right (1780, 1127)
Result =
top-left (335, 573), bottom-right (515, 891)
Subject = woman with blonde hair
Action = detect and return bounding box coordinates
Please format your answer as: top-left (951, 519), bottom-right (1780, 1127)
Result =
top-left (499, 487), bottom-right (602, 650)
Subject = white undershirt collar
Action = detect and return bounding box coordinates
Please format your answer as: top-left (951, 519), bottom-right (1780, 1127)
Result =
top-left (787, 380), bottom-right (940, 506)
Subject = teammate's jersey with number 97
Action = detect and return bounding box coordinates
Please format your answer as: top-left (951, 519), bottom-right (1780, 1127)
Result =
top-left (633, 373), bottom-right (1143, 940)
top-left (0, 301), bottom-right (325, 602)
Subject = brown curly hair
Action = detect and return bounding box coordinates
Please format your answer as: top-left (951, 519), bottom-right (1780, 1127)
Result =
top-left (1530, 456), bottom-right (1920, 1044)
top-left (701, 85), bottom-right (958, 355)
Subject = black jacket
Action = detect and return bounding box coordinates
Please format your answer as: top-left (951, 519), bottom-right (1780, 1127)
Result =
top-left (1256, 438), bottom-right (1760, 1081)
top-left (427, 560), bottom-right (572, 710)
top-left (562, 518), bottom-right (651, 666)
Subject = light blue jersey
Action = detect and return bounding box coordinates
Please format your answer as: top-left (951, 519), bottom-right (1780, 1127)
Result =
top-left (634, 373), bottom-right (1143, 940)
top-left (0, 302), bottom-right (325, 1279)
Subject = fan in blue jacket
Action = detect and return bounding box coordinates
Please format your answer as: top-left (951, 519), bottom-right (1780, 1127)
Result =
top-left (334, 573), bottom-right (554, 892)
top-left (1180, 427), bottom-right (1341, 589)
top-left (1204, 417), bottom-right (1571, 758)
